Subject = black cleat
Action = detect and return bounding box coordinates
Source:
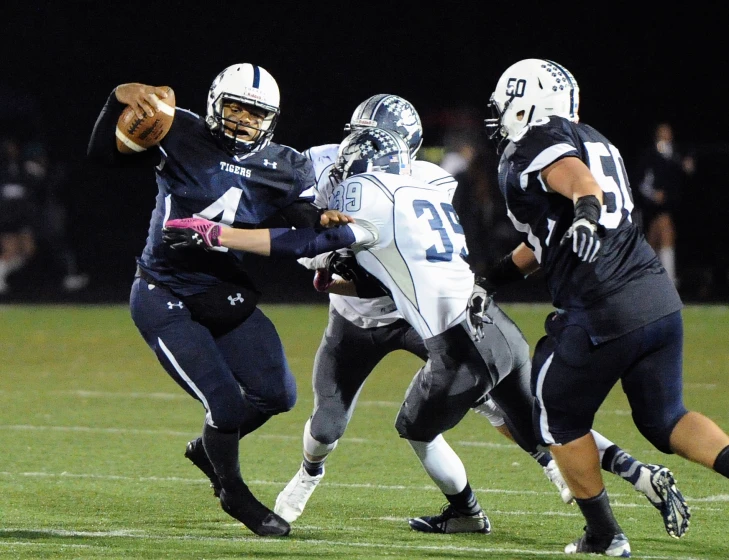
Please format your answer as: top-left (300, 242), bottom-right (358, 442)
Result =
top-left (409, 504), bottom-right (491, 534)
top-left (220, 487), bottom-right (291, 537)
top-left (184, 438), bottom-right (222, 497)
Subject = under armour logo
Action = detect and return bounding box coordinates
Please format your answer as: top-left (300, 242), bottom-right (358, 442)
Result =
top-left (263, 159), bottom-right (277, 169)
top-left (167, 301), bottom-right (184, 309)
top-left (228, 293), bottom-right (245, 305)
top-left (192, 232), bottom-right (203, 245)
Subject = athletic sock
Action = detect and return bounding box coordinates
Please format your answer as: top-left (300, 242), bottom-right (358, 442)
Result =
top-left (302, 457), bottom-right (325, 477)
top-left (602, 445), bottom-right (644, 485)
top-left (202, 423), bottom-right (244, 492)
top-left (713, 445), bottom-right (729, 478)
top-left (575, 489), bottom-right (623, 539)
top-left (445, 482), bottom-right (481, 516)
top-left (532, 450), bottom-right (552, 467)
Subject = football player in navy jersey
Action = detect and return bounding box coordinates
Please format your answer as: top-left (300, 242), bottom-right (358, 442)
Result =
top-left (483, 58), bottom-right (729, 556)
top-left (87, 63), bottom-right (350, 537)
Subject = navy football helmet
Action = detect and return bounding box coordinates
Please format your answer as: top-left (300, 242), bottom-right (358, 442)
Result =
top-left (206, 63), bottom-right (280, 155)
top-left (344, 94), bottom-right (423, 157)
top-left (335, 128), bottom-right (411, 181)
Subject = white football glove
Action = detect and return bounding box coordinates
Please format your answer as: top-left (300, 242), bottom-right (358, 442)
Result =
top-left (561, 218), bottom-right (601, 262)
top-left (466, 284), bottom-right (494, 341)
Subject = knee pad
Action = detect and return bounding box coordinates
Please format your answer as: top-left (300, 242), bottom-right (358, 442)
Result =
top-left (309, 412), bottom-right (348, 445)
top-left (207, 390), bottom-right (247, 432)
top-left (634, 409), bottom-right (688, 453)
top-left (395, 410), bottom-right (434, 442)
top-left (303, 418), bottom-right (338, 456)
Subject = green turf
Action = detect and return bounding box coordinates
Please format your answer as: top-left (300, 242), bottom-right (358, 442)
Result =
top-left (0, 303), bottom-right (727, 559)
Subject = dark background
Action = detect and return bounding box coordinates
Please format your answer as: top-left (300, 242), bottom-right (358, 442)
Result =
top-left (2, 1), bottom-right (728, 303)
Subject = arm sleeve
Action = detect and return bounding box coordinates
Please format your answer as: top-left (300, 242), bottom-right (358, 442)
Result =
top-left (269, 225), bottom-right (358, 258)
top-left (86, 89), bottom-right (159, 168)
top-left (276, 199), bottom-right (325, 229)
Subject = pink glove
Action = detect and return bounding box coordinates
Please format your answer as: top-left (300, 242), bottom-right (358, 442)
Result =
top-left (163, 218), bottom-right (222, 250)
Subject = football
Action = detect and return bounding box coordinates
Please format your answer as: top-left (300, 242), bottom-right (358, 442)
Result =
top-left (115, 87), bottom-right (176, 154)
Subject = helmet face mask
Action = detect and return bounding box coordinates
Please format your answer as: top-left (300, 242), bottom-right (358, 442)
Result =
top-left (206, 64), bottom-right (280, 155)
top-left (334, 128), bottom-right (412, 181)
top-left (485, 59), bottom-right (580, 153)
top-left (343, 94), bottom-right (423, 157)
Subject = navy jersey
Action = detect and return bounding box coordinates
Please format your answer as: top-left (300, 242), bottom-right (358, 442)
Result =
top-left (498, 116), bottom-right (682, 342)
top-left (87, 91), bottom-right (317, 297)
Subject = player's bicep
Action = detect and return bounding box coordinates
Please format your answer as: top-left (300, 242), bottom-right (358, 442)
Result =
top-left (541, 156), bottom-right (603, 203)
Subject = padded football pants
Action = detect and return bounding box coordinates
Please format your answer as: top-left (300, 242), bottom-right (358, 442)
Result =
top-left (130, 277), bottom-right (297, 432)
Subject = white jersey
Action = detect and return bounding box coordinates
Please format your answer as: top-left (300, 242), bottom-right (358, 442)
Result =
top-left (338, 171), bottom-right (473, 340)
top-left (301, 143), bottom-right (458, 328)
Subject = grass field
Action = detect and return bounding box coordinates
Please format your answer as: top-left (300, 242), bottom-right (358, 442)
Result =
top-left (0, 303), bottom-right (728, 559)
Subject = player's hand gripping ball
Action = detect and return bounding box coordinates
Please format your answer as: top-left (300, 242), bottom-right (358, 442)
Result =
top-left (116, 87), bottom-right (176, 153)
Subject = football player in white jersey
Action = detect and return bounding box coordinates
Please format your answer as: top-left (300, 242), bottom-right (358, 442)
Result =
top-left (278, 95), bottom-right (571, 525)
top-left (163, 127), bottom-right (547, 534)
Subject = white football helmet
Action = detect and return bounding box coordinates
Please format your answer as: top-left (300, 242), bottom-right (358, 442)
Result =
top-left (344, 94), bottom-right (423, 157)
top-left (205, 63), bottom-right (280, 154)
top-left (485, 59), bottom-right (580, 152)
top-left (335, 128), bottom-right (411, 181)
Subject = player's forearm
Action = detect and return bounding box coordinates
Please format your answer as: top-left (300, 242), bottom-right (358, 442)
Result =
top-left (511, 243), bottom-right (540, 275)
top-left (218, 226), bottom-right (357, 258)
top-left (87, 89), bottom-right (126, 162)
top-left (217, 228), bottom-right (272, 255)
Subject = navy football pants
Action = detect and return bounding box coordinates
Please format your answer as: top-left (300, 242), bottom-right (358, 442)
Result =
top-left (532, 310), bottom-right (687, 452)
top-left (130, 277), bottom-right (297, 432)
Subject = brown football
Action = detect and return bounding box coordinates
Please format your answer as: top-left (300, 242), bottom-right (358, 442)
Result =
top-left (115, 87), bottom-right (176, 154)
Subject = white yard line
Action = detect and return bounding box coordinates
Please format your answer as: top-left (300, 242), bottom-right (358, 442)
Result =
top-left (0, 469), bottom-right (725, 509)
top-left (0, 528), bottom-right (695, 559)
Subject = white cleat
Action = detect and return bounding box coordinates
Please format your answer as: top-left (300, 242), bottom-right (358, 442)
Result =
top-left (543, 459), bottom-right (574, 504)
top-left (634, 464), bottom-right (690, 538)
top-left (274, 465), bottom-right (324, 523)
top-left (565, 531), bottom-right (631, 557)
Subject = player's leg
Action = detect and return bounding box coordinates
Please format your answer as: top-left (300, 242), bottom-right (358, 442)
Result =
top-left (623, 311), bottom-right (729, 537)
top-left (130, 279), bottom-right (290, 537)
top-left (212, 308), bottom-right (297, 533)
top-left (533, 325), bottom-right (629, 556)
top-left (406, 435), bottom-right (491, 534)
top-left (626, 313), bottom-right (729, 471)
top-left (396, 327), bottom-right (495, 534)
top-left (275, 307), bottom-right (396, 522)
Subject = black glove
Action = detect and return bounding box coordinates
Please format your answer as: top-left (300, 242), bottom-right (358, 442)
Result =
top-left (560, 195), bottom-right (602, 262)
top-left (325, 249), bottom-right (390, 298)
top-left (466, 282), bottom-right (494, 341)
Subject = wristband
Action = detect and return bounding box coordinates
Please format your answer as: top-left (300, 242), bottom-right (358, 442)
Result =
top-left (574, 194), bottom-right (601, 224)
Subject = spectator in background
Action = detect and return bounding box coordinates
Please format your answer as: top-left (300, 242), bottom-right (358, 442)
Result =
top-left (443, 130), bottom-right (521, 278)
top-left (0, 136), bottom-right (37, 294)
top-left (635, 122), bottom-right (695, 286)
